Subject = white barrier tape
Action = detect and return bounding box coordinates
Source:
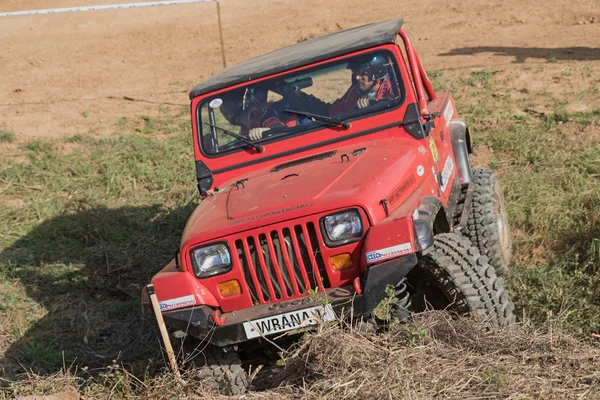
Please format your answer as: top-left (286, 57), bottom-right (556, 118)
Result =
top-left (0, 0), bottom-right (213, 17)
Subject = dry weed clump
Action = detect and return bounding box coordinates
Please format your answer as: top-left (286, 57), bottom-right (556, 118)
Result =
top-left (263, 312), bottom-right (600, 399)
top-left (1, 371), bottom-right (79, 400)
top-left (2, 312), bottom-right (598, 399)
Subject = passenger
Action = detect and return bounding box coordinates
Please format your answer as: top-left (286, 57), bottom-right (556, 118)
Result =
top-left (330, 55), bottom-right (396, 116)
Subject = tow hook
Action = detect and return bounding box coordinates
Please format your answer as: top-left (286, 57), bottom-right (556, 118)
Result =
top-left (212, 309), bottom-right (227, 326)
top-left (353, 276), bottom-right (363, 294)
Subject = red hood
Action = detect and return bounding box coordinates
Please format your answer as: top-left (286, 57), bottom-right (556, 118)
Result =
top-left (181, 135), bottom-right (431, 249)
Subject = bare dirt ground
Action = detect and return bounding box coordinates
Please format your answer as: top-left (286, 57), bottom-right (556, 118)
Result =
top-left (1, 0), bottom-right (599, 147)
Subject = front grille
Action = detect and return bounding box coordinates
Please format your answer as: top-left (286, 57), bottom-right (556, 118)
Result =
top-left (235, 222), bottom-right (330, 304)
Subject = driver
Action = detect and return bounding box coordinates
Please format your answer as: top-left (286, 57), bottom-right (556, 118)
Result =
top-left (330, 55), bottom-right (395, 116)
top-left (221, 88), bottom-right (308, 141)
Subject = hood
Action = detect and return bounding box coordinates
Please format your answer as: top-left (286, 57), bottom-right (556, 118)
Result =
top-left (181, 135), bottom-right (429, 248)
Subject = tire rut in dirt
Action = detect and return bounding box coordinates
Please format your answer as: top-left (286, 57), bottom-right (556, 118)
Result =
top-left (465, 168), bottom-right (512, 275)
top-left (410, 233), bottom-right (515, 326)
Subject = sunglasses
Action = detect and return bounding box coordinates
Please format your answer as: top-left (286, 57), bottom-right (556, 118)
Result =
top-left (352, 69), bottom-right (373, 78)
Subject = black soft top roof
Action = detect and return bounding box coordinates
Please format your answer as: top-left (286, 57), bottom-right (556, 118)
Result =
top-left (189, 18), bottom-right (404, 100)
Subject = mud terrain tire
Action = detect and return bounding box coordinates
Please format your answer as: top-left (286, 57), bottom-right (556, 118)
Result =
top-left (172, 337), bottom-right (248, 395)
top-left (197, 347), bottom-right (248, 395)
top-left (465, 169), bottom-right (512, 275)
top-left (409, 233), bottom-right (515, 326)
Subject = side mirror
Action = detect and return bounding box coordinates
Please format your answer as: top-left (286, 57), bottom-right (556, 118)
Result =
top-left (402, 103), bottom-right (427, 139)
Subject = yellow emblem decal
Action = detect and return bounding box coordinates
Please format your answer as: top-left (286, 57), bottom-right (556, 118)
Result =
top-left (429, 136), bottom-right (439, 164)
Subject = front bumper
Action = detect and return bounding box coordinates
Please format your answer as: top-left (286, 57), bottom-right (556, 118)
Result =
top-left (157, 254), bottom-right (417, 346)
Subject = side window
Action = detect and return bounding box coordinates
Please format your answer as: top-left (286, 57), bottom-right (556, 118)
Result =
top-left (266, 91), bottom-right (283, 103)
top-left (386, 57), bottom-right (401, 98)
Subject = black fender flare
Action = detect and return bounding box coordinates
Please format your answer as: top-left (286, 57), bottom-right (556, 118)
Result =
top-left (359, 254), bottom-right (418, 315)
top-left (413, 196), bottom-right (452, 252)
top-left (450, 119), bottom-right (473, 185)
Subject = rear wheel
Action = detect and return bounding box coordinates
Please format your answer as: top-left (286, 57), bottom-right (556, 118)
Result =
top-left (465, 169), bottom-right (512, 275)
top-left (407, 233), bottom-right (515, 326)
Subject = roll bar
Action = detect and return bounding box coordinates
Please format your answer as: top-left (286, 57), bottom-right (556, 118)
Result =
top-left (398, 29), bottom-right (436, 115)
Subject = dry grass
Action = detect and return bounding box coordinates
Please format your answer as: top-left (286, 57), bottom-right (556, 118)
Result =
top-left (3, 312), bottom-right (599, 399)
top-left (264, 312), bottom-right (599, 399)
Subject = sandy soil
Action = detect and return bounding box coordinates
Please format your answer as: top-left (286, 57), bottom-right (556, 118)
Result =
top-left (1, 0), bottom-right (599, 142)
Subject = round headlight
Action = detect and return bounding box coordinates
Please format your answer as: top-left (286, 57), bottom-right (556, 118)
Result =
top-left (321, 210), bottom-right (363, 246)
top-left (191, 243), bottom-right (232, 278)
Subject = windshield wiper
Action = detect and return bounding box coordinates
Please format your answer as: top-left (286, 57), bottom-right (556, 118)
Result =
top-left (204, 123), bottom-right (264, 153)
top-left (284, 109), bottom-right (350, 129)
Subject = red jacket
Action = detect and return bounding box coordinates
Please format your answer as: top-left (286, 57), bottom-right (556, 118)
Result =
top-left (330, 77), bottom-right (395, 116)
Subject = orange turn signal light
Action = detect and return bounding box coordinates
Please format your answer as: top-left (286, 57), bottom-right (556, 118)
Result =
top-left (218, 279), bottom-right (242, 297)
top-left (330, 253), bottom-right (353, 271)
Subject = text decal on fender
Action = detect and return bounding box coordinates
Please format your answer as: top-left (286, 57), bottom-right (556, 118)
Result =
top-left (243, 304), bottom-right (336, 339)
top-left (388, 174), bottom-right (416, 205)
top-left (440, 156), bottom-right (454, 193)
top-left (158, 295), bottom-right (196, 312)
top-left (366, 243), bottom-right (412, 263)
top-left (444, 101), bottom-right (454, 126)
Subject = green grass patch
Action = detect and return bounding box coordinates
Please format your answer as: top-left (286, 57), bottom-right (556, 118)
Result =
top-left (20, 343), bottom-right (62, 370)
top-left (0, 129), bottom-right (15, 143)
top-left (24, 140), bottom-right (55, 154)
top-left (64, 134), bottom-right (93, 143)
top-left (462, 69), bottom-right (500, 87)
top-left (135, 106), bottom-right (189, 135)
top-left (428, 70), bottom-right (445, 92)
top-left (0, 108), bottom-right (196, 377)
top-left (435, 68), bottom-right (600, 333)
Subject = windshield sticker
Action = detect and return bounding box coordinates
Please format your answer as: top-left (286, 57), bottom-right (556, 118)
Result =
top-left (366, 243), bottom-right (412, 263)
top-left (388, 175), bottom-right (416, 205)
top-left (444, 101), bottom-right (454, 126)
top-left (440, 156), bottom-right (454, 193)
top-left (229, 202), bottom-right (314, 226)
top-left (159, 295), bottom-right (196, 312)
top-left (209, 98), bottom-right (223, 108)
top-left (428, 136), bottom-right (439, 163)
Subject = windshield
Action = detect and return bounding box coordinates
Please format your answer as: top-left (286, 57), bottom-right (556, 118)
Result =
top-left (198, 50), bottom-right (404, 156)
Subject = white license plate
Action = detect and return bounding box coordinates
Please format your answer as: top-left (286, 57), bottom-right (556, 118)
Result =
top-left (243, 304), bottom-right (336, 339)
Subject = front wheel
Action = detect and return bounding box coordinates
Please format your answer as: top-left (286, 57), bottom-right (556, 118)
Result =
top-left (171, 335), bottom-right (248, 395)
top-left (407, 233), bottom-right (515, 326)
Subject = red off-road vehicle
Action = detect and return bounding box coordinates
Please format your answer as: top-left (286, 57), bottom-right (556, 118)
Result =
top-left (142, 19), bottom-right (514, 394)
